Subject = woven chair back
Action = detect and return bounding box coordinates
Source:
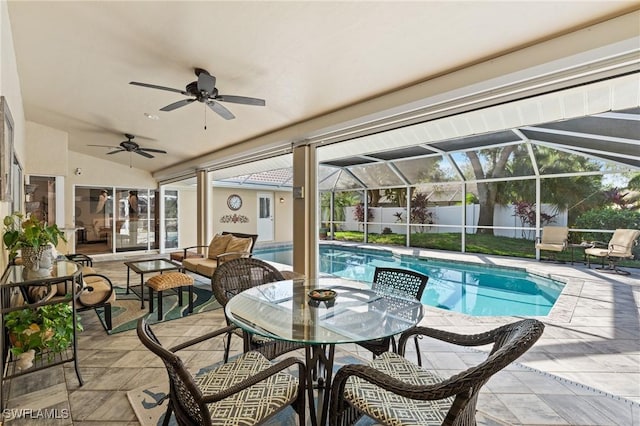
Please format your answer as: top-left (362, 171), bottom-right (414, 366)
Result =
top-left (137, 319), bottom-right (210, 426)
top-left (448, 319), bottom-right (545, 423)
top-left (371, 267), bottom-right (428, 300)
top-left (211, 257), bottom-right (285, 307)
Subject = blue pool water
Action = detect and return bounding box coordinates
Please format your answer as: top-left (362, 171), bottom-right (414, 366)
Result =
top-left (253, 244), bottom-right (564, 317)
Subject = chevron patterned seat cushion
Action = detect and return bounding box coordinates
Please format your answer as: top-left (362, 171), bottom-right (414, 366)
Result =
top-left (344, 352), bottom-right (454, 425)
top-left (195, 351), bottom-right (299, 425)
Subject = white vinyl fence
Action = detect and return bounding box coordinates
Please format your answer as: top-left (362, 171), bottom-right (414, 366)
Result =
top-left (341, 204), bottom-right (567, 240)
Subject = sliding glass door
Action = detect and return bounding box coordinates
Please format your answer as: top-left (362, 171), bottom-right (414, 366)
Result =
top-left (74, 186), bottom-right (157, 254)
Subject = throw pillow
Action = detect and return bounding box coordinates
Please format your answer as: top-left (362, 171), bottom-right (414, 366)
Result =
top-left (224, 236), bottom-right (253, 260)
top-left (27, 284), bottom-right (57, 303)
top-left (207, 233), bottom-right (233, 259)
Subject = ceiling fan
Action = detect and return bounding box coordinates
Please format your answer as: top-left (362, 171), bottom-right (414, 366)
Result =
top-left (89, 134), bottom-right (167, 159)
top-left (129, 68), bottom-right (265, 120)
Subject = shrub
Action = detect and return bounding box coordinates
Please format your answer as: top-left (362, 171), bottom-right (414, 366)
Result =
top-left (575, 208), bottom-right (640, 259)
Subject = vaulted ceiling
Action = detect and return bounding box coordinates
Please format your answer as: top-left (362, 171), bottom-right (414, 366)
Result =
top-left (7, 1), bottom-right (639, 177)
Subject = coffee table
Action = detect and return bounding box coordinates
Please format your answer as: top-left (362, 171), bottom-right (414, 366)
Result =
top-left (124, 258), bottom-right (181, 309)
top-left (225, 276), bottom-right (423, 426)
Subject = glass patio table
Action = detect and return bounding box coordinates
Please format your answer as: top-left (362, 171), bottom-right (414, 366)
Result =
top-left (225, 276), bottom-right (423, 426)
top-left (124, 258), bottom-right (181, 309)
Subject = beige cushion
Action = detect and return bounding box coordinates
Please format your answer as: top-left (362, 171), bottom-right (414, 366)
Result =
top-left (79, 277), bottom-right (115, 306)
top-left (584, 247), bottom-right (609, 257)
top-left (609, 229), bottom-right (640, 257)
top-left (535, 243), bottom-right (565, 252)
top-left (28, 284), bottom-right (57, 303)
top-left (195, 260), bottom-right (219, 277)
top-left (585, 229), bottom-right (640, 258)
top-left (55, 265), bottom-right (98, 295)
top-left (223, 236), bottom-right (253, 261)
top-left (182, 257), bottom-right (213, 273)
top-left (208, 234), bottom-right (233, 260)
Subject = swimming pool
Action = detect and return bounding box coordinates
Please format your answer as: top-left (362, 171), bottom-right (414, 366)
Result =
top-left (253, 244), bottom-right (564, 317)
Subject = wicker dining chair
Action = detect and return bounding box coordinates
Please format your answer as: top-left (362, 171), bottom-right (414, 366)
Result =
top-left (211, 257), bottom-right (305, 362)
top-left (357, 267), bottom-right (429, 364)
top-left (137, 318), bottom-right (306, 426)
top-left (330, 318), bottom-right (544, 426)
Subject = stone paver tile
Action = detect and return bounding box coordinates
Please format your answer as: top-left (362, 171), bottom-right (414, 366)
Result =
top-left (496, 394), bottom-right (569, 425)
top-left (539, 394), bottom-right (634, 426)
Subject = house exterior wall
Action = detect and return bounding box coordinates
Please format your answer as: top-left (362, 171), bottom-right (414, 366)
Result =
top-left (210, 187), bottom-right (293, 244)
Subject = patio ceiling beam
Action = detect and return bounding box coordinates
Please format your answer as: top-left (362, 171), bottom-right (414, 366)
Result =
top-left (512, 129), bottom-right (540, 176)
top-left (594, 112), bottom-right (640, 121)
top-left (521, 126), bottom-right (639, 145)
top-left (530, 140), bottom-right (640, 169)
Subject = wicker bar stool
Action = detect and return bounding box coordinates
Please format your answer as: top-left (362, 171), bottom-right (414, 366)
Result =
top-left (146, 272), bottom-right (194, 320)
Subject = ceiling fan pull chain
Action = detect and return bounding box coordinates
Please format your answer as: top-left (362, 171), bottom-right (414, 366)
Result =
top-left (204, 104), bottom-right (207, 130)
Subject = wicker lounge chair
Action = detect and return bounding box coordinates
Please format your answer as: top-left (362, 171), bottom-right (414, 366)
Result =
top-left (585, 228), bottom-right (640, 275)
top-left (211, 257), bottom-right (305, 362)
top-left (535, 226), bottom-right (569, 261)
top-left (137, 318), bottom-right (306, 426)
top-left (330, 318), bottom-right (545, 426)
top-left (357, 267), bottom-right (428, 365)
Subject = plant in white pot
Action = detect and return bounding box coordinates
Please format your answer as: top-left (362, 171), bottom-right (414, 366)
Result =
top-left (2, 212), bottom-right (66, 271)
top-left (4, 303), bottom-right (82, 369)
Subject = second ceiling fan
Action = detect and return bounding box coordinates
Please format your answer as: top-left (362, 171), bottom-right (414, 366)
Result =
top-left (130, 68), bottom-right (266, 120)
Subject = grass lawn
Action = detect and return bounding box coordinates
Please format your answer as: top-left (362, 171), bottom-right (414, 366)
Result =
top-left (327, 231), bottom-right (639, 269)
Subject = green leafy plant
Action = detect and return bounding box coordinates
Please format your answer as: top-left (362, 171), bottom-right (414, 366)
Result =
top-left (2, 212), bottom-right (66, 262)
top-left (4, 303), bottom-right (82, 358)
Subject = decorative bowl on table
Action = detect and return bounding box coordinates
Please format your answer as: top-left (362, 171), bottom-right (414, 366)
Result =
top-left (308, 288), bottom-right (337, 301)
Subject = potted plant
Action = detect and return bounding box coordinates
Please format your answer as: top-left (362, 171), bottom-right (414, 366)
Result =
top-left (4, 303), bottom-right (82, 369)
top-left (3, 212), bottom-right (66, 270)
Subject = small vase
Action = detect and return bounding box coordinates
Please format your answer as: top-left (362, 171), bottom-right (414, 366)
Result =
top-left (21, 245), bottom-right (54, 272)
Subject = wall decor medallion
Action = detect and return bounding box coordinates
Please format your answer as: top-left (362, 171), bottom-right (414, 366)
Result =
top-left (227, 194), bottom-right (242, 211)
top-left (220, 214), bottom-right (249, 224)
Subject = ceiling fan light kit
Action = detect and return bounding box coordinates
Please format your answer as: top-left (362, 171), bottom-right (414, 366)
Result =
top-left (129, 68), bottom-right (265, 121)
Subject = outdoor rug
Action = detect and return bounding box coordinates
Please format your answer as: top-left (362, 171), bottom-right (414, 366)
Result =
top-left (88, 258), bottom-right (221, 334)
top-left (127, 350), bottom-right (370, 426)
top-left (96, 284), bottom-right (221, 334)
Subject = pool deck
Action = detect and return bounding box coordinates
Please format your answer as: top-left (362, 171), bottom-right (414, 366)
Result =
top-left (315, 242), bottom-right (639, 425)
top-left (4, 246), bottom-right (637, 425)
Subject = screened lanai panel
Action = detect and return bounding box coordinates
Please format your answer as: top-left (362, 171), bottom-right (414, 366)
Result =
top-left (393, 155), bottom-right (460, 184)
top-left (323, 157), bottom-right (376, 167)
top-left (367, 145), bottom-right (437, 161)
top-left (535, 112), bottom-right (640, 141)
top-left (349, 163), bottom-right (405, 187)
top-left (318, 169), bottom-right (364, 191)
top-left (522, 129), bottom-right (639, 158)
top-left (578, 152), bottom-right (640, 169)
top-left (531, 144), bottom-right (629, 174)
top-left (429, 130), bottom-right (518, 152)
top-left (450, 144), bottom-right (534, 180)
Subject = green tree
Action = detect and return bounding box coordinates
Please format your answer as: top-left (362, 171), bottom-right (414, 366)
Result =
top-left (470, 145), bottom-right (603, 232)
top-left (467, 146), bottom-right (517, 234)
top-left (320, 191), bottom-right (360, 230)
